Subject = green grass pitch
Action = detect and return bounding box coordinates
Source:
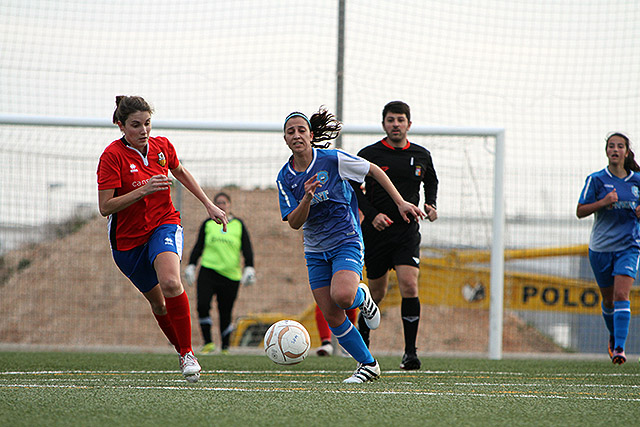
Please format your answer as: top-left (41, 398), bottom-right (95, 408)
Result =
top-left (0, 351), bottom-right (638, 426)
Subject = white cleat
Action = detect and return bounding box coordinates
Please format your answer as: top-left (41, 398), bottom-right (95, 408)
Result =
top-left (180, 351), bottom-right (201, 383)
top-left (358, 283), bottom-right (380, 330)
top-left (316, 342), bottom-right (334, 356)
top-left (343, 360), bottom-right (381, 383)
top-left (185, 372), bottom-right (200, 383)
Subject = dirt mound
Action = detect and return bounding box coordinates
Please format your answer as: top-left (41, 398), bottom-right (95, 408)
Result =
top-left (0, 188), bottom-right (560, 355)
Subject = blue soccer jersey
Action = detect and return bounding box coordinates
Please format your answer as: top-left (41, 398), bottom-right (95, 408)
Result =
top-left (277, 148), bottom-right (370, 253)
top-left (579, 168), bottom-right (640, 252)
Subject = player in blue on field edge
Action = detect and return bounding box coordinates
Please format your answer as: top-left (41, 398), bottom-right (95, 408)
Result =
top-left (577, 132), bottom-right (640, 365)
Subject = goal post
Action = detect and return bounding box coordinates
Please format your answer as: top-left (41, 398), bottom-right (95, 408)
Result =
top-left (0, 114), bottom-right (505, 359)
top-left (345, 123), bottom-right (506, 360)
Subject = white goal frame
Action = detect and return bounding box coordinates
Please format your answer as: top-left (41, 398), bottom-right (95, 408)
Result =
top-left (0, 113), bottom-right (506, 359)
top-left (345, 122), bottom-right (505, 360)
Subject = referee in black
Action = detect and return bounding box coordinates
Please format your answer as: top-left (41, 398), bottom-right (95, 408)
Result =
top-left (352, 101), bottom-right (438, 370)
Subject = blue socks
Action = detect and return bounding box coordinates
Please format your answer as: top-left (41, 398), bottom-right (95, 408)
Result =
top-left (324, 287), bottom-right (373, 364)
top-left (329, 318), bottom-right (374, 364)
top-left (347, 286), bottom-right (365, 310)
top-left (613, 300), bottom-right (631, 350)
top-left (601, 302), bottom-right (614, 336)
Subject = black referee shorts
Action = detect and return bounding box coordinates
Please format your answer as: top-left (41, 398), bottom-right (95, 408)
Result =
top-left (362, 223), bottom-right (421, 280)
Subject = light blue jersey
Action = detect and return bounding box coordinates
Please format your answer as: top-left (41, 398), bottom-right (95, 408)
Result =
top-left (579, 167), bottom-right (640, 252)
top-left (277, 148), bottom-right (370, 253)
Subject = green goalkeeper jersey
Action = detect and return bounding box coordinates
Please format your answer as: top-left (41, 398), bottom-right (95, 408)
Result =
top-left (188, 217), bottom-right (254, 281)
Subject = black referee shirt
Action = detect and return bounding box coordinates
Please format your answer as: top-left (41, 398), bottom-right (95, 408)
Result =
top-left (352, 138), bottom-right (438, 226)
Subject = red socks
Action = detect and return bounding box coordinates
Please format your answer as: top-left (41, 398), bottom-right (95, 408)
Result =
top-left (347, 308), bottom-right (357, 325)
top-left (315, 305), bottom-right (331, 343)
top-left (164, 291), bottom-right (193, 356)
top-left (315, 305), bottom-right (359, 343)
top-left (154, 312), bottom-right (180, 354)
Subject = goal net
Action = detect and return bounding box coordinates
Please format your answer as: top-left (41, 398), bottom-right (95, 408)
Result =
top-left (1, 0), bottom-right (638, 357)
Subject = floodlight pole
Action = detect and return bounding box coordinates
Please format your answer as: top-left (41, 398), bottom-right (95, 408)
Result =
top-left (335, 0), bottom-right (345, 149)
top-left (330, 0), bottom-right (347, 356)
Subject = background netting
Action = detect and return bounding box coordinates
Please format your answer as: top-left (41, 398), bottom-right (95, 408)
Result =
top-left (1, 0), bottom-right (639, 355)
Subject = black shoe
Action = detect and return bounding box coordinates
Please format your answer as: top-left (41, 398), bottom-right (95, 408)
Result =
top-left (357, 313), bottom-right (370, 348)
top-left (607, 335), bottom-right (615, 360)
top-left (611, 346), bottom-right (626, 365)
top-left (399, 352), bottom-right (421, 370)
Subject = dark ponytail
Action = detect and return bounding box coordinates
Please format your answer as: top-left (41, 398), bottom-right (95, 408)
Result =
top-left (308, 107), bottom-right (342, 148)
top-left (283, 107), bottom-right (342, 149)
top-left (607, 132), bottom-right (640, 173)
top-left (112, 96), bottom-right (153, 125)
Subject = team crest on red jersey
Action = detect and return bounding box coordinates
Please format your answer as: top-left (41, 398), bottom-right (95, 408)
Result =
top-left (157, 152), bottom-right (166, 167)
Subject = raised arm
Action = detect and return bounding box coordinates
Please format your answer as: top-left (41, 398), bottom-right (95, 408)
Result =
top-left (98, 174), bottom-right (171, 217)
top-left (171, 163), bottom-right (228, 231)
top-left (286, 174), bottom-right (322, 230)
top-left (367, 163), bottom-right (425, 223)
top-left (577, 189), bottom-right (618, 219)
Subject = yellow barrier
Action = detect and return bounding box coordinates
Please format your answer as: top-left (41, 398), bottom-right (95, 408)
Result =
top-left (231, 244), bottom-right (639, 347)
top-left (415, 261), bottom-right (640, 314)
top-left (231, 303), bottom-right (321, 348)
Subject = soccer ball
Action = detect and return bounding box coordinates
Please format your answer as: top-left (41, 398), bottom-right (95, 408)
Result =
top-left (263, 319), bottom-right (311, 365)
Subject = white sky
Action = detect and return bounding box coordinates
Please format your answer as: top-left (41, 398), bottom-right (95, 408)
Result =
top-left (1, 0), bottom-right (639, 232)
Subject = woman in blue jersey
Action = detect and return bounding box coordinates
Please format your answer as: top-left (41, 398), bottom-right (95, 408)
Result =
top-left (577, 132), bottom-right (640, 364)
top-left (277, 108), bottom-right (424, 383)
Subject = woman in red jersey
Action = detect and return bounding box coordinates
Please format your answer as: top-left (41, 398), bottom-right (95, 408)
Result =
top-left (97, 95), bottom-right (227, 383)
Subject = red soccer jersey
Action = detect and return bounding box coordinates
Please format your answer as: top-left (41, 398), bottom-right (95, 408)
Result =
top-left (97, 136), bottom-right (181, 251)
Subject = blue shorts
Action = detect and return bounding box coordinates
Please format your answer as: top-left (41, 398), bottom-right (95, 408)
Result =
top-left (305, 242), bottom-right (364, 290)
top-left (112, 224), bottom-right (183, 293)
top-left (589, 247), bottom-right (640, 288)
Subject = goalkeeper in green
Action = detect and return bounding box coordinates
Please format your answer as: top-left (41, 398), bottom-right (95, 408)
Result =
top-left (185, 192), bottom-right (255, 354)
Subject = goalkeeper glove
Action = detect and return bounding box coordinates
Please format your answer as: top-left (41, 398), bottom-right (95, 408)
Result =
top-left (240, 266), bottom-right (256, 286)
top-left (184, 264), bottom-right (196, 286)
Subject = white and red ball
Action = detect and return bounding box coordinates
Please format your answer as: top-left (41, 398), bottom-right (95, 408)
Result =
top-left (263, 320), bottom-right (311, 365)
